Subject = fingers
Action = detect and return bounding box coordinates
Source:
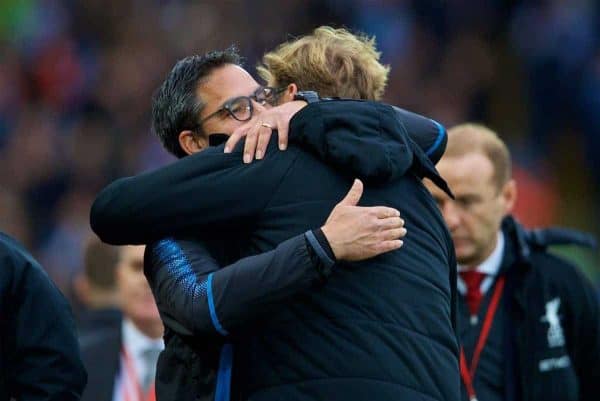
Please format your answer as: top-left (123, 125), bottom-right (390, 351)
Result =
top-left (242, 120), bottom-right (261, 163)
top-left (377, 216), bottom-right (405, 230)
top-left (224, 121), bottom-right (252, 153)
top-left (381, 227), bottom-right (407, 241)
top-left (375, 240), bottom-right (404, 254)
top-left (277, 116), bottom-right (289, 150)
top-left (225, 118), bottom-right (274, 162)
top-left (255, 122), bottom-right (274, 160)
top-left (338, 179), bottom-right (363, 206)
top-left (371, 206), bottom-right (401, 219)
top-left (224, 128), bottom-right (243, 154)
top-left (228, 102), bottom-right (301, 156)
top-left (245, 120), bottom-right (281, 162)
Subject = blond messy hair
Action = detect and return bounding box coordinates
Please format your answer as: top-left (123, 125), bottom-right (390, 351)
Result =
top-left (258, 26), bottom-right (390, 100)
top-left (446, 123), bottom-right (512, 190)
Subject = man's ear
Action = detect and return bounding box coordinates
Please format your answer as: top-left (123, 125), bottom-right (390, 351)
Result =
top-left (280, 83), bottom-right (298, 103)
top-left (501, 179), bottom-right (518, 215)
top-left (178, 130), bottom-right (208, 155)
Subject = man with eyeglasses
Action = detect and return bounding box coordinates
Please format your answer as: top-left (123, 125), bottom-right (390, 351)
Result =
top-left (196, 86), bottom-right (286, 127)
top-left (175, 85), bottom-right (285, 156)
top-left (92, 27), bottom-right (458, 401)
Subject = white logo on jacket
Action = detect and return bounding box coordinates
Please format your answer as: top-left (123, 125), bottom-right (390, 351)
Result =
top-left (540, 297), bottom-right (565, 348)
top-left (539, 355), bottom-right (570, 372)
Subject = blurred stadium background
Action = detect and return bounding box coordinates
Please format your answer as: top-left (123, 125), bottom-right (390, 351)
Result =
top-left (0, 0), bottom-right (598, 303)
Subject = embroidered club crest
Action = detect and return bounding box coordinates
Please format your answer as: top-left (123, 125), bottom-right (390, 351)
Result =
top-left (540, 297), bottom-right (565, 348)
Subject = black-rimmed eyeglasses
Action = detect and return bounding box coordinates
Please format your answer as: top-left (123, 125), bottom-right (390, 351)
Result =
top-left (198, 86), bottom-right (286, 126)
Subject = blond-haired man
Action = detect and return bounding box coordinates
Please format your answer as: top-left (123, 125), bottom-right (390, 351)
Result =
top-left (259, 26), bottom-right (389, 100)
top-left (425, 123), bottom-right (600, 401)
top-left (226, 27), bottom-right (445, 163)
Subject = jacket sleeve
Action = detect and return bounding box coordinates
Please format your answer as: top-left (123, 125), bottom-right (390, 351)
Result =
top-left (570, 267), bottom-right (600, 401)
top-left (144, 231), bottom-right (334, 338)
top-left (289, 99), bottom-right (453, 196)
top-left (90, 141), bottom-right (297, 245)
top-left (289, 99), bottom-right (447, 165)
top-left (392, 106), bottom-right (447, 164)
top-left (10, 254), bottom-right (87, 400)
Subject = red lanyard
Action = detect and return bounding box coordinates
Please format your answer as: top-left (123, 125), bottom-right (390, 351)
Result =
top-left (121, 347), bottom-right (157, 401)
top-left (459, 276), bottom-right (506, 401)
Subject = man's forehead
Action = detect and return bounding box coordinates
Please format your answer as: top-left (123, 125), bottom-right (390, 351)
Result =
top-left (198, 64), bottom-right (259, 105)
top-left (437, 153), bottom-right (496, 193)
top-left (438, 154), bottom-right (493, 181)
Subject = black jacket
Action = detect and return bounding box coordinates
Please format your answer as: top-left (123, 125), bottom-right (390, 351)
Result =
top-left (79, 323), bottom-right (121, 401)
top-left (487, 217), bottom-right (600, 401)
top-left (0, 232), bottom-right (87, 401)
top-left (91, 100), bottom-right (459, 401)
top-left (77, 307), bottom-right (122, 338)
top-left (140, 103), bottom-right (452, 401)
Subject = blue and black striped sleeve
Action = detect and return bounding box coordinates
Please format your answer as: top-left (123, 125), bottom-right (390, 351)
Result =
top-left (144, 230), bottom-right (335, 338)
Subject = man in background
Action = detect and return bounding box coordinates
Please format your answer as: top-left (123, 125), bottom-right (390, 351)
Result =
top-left (80, 245), bottom-right (163, 401)
top-left (425, 123), bottom-right (600, 401)
top-left (74, 238), bottom-right (122, 336)
top-left (0, 231), bottom-right (86, 400)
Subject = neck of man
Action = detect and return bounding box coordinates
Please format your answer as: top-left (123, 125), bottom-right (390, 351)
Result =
top-left (464, 232), bottom-right (500, 269)
top-left (86, 290), bottom-right (121, 310)
top-left (131, 318), bottom-right (164, 340)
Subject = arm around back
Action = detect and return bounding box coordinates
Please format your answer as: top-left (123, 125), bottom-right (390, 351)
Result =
top-left (90, 142), bottom-right (296, 245)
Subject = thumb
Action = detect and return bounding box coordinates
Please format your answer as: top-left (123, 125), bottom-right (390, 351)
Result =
top-left (339, 179), bottom-right (363, 206)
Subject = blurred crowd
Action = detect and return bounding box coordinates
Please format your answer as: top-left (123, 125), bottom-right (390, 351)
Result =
top-left (0, 0), bottom-right (598, 302)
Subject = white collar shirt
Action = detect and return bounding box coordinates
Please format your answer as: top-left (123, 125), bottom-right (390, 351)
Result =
top-left (112, 319), bottom-right (164, 401)
top-left (457, 231), bottom-right (505, 296)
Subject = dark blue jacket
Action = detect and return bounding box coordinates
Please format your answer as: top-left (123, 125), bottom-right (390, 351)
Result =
top-left (0, 232), bottom-right (87, 401)
top-left (485, 217), bottom-right (600, 401)
top-left (79, 316), bottom-right (122, 401)
top-left (91, 100), bottom-right (460, 401)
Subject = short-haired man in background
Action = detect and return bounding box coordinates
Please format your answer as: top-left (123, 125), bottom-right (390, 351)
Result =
top-left (80, 245), bottom-right (164, 401)
top-left (425, 123), bottom-right (600, 401)
top-left (75, 238), bottom-right (122, 337)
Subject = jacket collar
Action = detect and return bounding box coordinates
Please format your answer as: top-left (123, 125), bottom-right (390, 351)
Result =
top-left (500, 215), bottom-right (533, 273)
top-left (498, 216), bottom-right (532, 315)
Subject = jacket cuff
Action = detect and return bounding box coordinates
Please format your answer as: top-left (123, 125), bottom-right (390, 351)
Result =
top-left (304, 229), bottom-right (336, 279)
top-left (312, 228), bottom-right (336, 260)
